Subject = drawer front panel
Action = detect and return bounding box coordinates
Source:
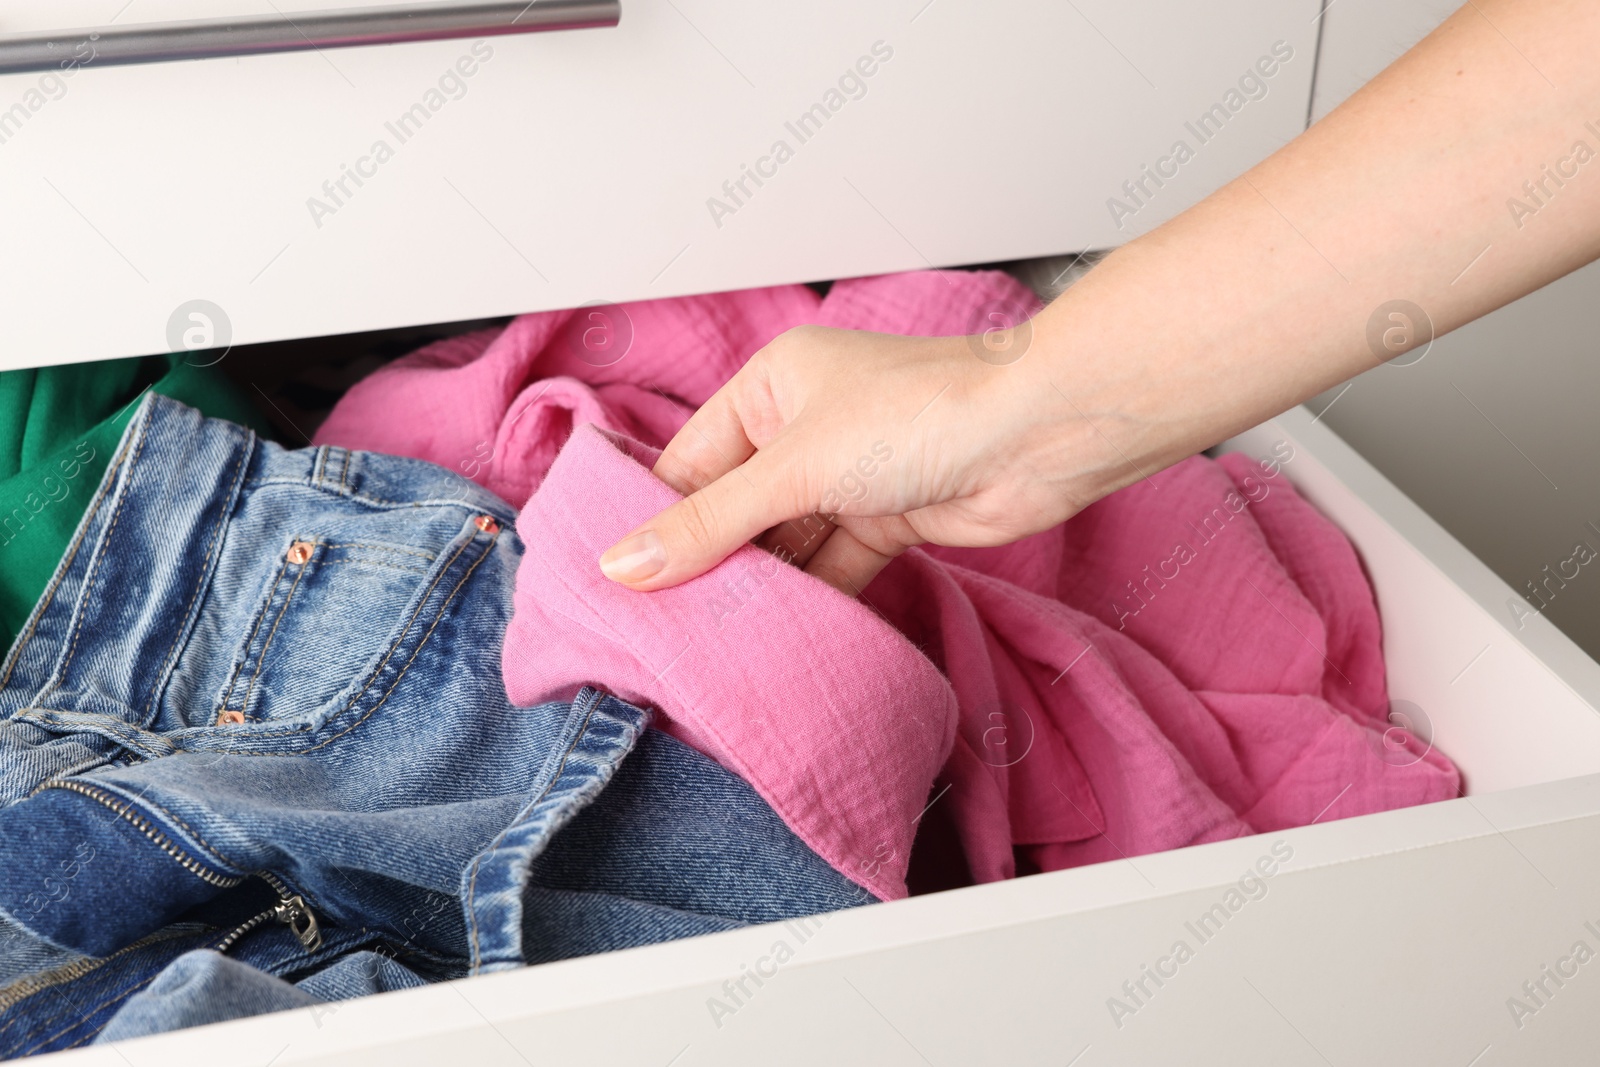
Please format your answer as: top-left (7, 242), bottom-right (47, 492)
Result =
top-left (0, 0), bottom-right (1316, 368)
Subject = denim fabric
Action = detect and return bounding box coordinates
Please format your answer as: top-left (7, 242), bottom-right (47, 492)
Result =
top-left (0, 917), bottom-right (77, 990)
top-left (96, 729), bottom-right (876, 1044)
top-left (100, 952), bottom-right (328, 1041)
top-left (3, 886), bottom-right (444, 1058)
top-left (0, 396), bottom-right (874, 1057)
top-left (521, 727), bottom-right (877, 964)
top-left (96, 949), bottom-right (428, 1044)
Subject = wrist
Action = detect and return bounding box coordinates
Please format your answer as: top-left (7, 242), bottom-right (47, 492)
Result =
top-left (954, 306), bottom-right (1148, 517)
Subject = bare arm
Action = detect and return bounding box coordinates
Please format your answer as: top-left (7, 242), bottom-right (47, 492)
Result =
top-left (600, 0), bottom-right (1600, 593)
top-left (1033, 0), bottom-right (1600, 504)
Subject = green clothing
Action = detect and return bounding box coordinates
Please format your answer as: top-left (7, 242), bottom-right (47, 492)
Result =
top-left (0, 355), bottom-right (267, 652)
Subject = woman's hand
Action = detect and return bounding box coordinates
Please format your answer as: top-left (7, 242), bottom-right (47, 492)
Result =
top-left (601, 0), bottom-right (1600, 596)
top-left (597, 323), bottom-right (1117, 595)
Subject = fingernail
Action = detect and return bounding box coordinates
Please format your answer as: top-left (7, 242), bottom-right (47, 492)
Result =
top-left (600, 530), bottom-right (667, 584)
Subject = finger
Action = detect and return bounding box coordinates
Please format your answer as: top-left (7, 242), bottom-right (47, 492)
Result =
top-left (758, 512), bottom-right (837, 570)
top-left (652, 380), bottom-right (757, 497)
top-left (802, 523), bottom-right (896, 597)
top-left (601, 441), bottom-right (813, 590)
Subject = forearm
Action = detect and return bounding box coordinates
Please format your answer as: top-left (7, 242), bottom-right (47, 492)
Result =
top-left (1022, 0), bottom-right (1600, 500)
top-left (612, 0), bottom-right (1600, 592)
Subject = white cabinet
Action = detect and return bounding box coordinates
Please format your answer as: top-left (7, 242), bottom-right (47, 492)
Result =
top-left (0, 0), bottom-right (1317, 367)
top-left (18, 2), bottom-right (1600, 1062)
top-left (1309, 0), bottom-right (1460, 121)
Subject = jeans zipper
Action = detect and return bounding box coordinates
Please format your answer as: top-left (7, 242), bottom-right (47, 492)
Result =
top-left (216, 871), bottom-right (323, 953)
top-left (36, 780), bottom-right (322, 953)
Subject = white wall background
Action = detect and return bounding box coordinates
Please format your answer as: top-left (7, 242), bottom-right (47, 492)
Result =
top-left (1308, 0), bottom-right (1600, 659)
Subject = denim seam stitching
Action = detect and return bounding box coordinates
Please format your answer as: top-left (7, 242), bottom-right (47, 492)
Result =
top-left (210, 530), bottom-right (481, 741)
top-left (57, 780), bottom-right (247, 875)
top-left (138, 438), bottom-right (251, 720)
top-left (338, 448), bottom-right (351, 494)
top-left (464, 687), bottom-right (602, 970)
top-left (348, 493), bottom-right (510, 514)
top-left (233, 544), bottom-right (314, 719)
top-left (217, 553), bottom-right (292, 714)
top-left (231, 479), bottom-right (511, 519)
top-left (67, 1007), bottom-right (131, 1052)
top-left (280, 529), bottom-right (496, 751)
top-left (35, 409), bottom-right (158, 707)
top-left (0, 925), bottom-right (212, 1044)
top-left (13, 710), bottom-right (174, 760)
top-left (14, 969), bottom-right (163, 1056)
top-left (312, 559), bottom-right (432, 574)
top-left (21, 534), bottom-right (489, 911)
top-left (0, 428), bottom-right (131, 694)
top-left (321, 542), bottom-right (437, 560)
top-left (215, 528), bottom-right (496, 752)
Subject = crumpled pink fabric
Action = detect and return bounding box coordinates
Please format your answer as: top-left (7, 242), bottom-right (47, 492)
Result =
top-left (314, 271), bottom-right (1460, 901)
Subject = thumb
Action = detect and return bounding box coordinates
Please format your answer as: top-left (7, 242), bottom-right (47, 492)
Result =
top-left (599, 444), bottom-right (811, 591)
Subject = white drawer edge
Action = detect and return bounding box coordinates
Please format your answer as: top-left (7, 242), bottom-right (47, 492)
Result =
top-left (40, 769), bottom-right (1600, 1066)
top-left (1230, 405), bottom-right (1600, 716)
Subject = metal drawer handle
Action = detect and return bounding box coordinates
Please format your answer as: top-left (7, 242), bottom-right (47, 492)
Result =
top-left (0, 0), bottom-right (619, 75)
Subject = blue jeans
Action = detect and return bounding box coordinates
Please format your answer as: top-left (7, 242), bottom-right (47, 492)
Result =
top-left (0, 396), bottom-right (872, 1057)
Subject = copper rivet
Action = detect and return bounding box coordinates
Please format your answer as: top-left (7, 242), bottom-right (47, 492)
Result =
top-left (287, 541), bottom-right (314, 564)
top-left (217, 710), bottom-right (246, 725)
top-left (475, 515), bottom-right (499, 534)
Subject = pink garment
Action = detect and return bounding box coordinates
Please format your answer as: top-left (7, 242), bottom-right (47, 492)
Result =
top-left (315, 271), bottom-right (1459, 902)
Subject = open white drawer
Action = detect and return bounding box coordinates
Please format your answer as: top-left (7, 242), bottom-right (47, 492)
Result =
top-left (37, 402), bottom-right (1600, 1066)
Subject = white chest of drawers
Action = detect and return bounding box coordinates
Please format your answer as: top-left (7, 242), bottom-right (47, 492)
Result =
top-left (16, 2), bottom-right (1600, 1064)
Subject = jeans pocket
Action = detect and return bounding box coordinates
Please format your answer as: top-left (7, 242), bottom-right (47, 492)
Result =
top-left (211, 538), bottom-right (441, 727)
top-left (198, 507), bottom-right (497, 742)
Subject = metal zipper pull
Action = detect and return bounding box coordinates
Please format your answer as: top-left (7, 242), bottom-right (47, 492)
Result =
top-left (272, 894), bottom-right (323, 951)
top-left (257, 870), bottom-right (323, 952)
top-left (219, 872), bottom-right (324, 954)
